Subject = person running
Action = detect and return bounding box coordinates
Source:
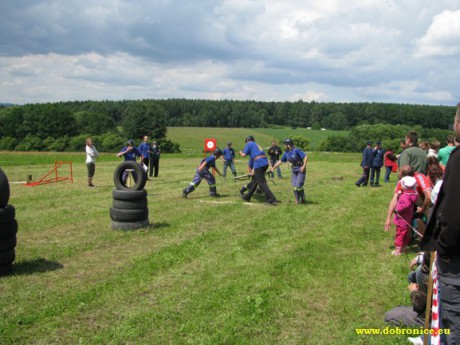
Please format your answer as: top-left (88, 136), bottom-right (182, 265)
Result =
top-left (238, 135), bottom-right (279, 205)
top-left (271, 138), bottom-right (308, 204)
top-left (183, 149), bottom-right (223, 198)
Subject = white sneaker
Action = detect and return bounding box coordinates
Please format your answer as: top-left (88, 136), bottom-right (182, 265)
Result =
top-left (407, 336), bottom-right (423, 345)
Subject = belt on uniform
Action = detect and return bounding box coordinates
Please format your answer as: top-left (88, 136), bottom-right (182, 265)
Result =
top-left (254, 154), bottom-right (266, 161)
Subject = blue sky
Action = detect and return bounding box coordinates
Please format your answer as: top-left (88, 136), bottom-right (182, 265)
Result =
top-left (1, 0), bottom-right (460, 105)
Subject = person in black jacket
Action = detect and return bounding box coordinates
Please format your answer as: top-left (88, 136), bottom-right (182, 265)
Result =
top-left (421, 102), bottom-right (460, 345)
top-left (267, 140), bottom-right (282, 178)
top-left (355, 141), bottom-right (373, 187)
top-left (370, 141), bottom-right (385, 186)
top-left (149, 141), bottom-right (160, 177)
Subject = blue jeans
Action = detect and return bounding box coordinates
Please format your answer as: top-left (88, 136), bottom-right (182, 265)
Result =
top-left (384, 166), bottom-right (392, 183)
top-left (223, 160), bottom-right (236, 177)
top-left (269, 159), bottom-right (282, 178)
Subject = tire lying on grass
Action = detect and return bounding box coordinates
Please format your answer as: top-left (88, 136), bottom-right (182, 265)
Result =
top-left (109, 207), bottom-right (149, 222)
top-left (0, 168), bottom-right (10, 209)
top-left (111, 219), bottom-right (150, 231)
top-left (113, 161), bottom-right (147, 191)
top-left (112, 189), bottom-right (148, 201)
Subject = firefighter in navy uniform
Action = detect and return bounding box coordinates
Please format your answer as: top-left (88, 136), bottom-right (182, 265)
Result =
top-left (272, 138), bottom-right (308, 204)
top-left (183, 149), bottom-right (223, 198)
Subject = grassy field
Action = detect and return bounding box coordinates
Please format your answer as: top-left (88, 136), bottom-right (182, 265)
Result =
top-left (0, 149), bottom-right (419, 345)
top-left (166, 127), bottom-right (348, 155)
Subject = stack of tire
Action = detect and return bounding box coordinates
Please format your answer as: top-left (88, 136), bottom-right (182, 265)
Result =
top-left (0, 168), bottom-right (17, 276)
top-left (110, 161), bottom-right (149, 230)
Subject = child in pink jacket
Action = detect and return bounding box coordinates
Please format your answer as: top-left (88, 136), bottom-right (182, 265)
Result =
top-left (392, 176), bottom-right (418, 256)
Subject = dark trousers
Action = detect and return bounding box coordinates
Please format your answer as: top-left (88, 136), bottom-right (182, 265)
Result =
top-left (244, 165), bottom-right (277, 203)
top-left (356, 167), bottom-right (370, 186)
top-left (370, 166), bottom-right (381, 185)
top-left (150, 158), bottom-right (159, 177)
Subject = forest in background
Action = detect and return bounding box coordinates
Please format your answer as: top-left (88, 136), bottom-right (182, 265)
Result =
top-left (0, 99), bottom-right (455, 153)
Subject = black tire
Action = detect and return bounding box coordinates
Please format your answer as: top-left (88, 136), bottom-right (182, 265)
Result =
top-left (113, 161), bottom-right (147, 191)
top-left (112, 198), bottom-right (148, 210)
top-left (0, 249), bottom-right (15, 265)
top-left (0, 263), bottom-right (13, 276)
top-left (112, 189), bottom-right (148, 201)
top-left (0, 168), bottom-right (10, 208)
top-left (0, 235), bottom-right (17, 252)
top-left (0, 205), bottom-right (15, 224)
top-left (109, 207), bottom-right (148, 222)
top-left (0, 220), bottom-right (18, 241)
top-left (111, 219), bottom-right (150, 231)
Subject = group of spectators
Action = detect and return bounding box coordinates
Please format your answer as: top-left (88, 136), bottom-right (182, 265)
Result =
top-left (382, 104), bottom-right (460, 345)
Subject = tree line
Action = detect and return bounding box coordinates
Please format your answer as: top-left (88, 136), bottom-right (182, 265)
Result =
top-left (0, 99), bottom-right (455, 152)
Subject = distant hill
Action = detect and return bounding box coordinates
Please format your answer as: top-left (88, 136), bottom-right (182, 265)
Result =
top-left (0, 103), bottom-right (16, 108)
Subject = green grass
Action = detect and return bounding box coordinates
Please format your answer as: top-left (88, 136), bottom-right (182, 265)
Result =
top-left (166, 127), bottom-right (348, 155)
top-left (0, 152), bottom-right (416, 344)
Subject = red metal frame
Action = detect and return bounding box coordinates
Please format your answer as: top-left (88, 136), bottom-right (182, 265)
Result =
top-left (25, 161), bottom-right (74, 186)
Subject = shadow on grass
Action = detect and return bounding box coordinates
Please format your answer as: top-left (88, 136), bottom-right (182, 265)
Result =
top-left (151, 221), bottom-right (170, 229)
top-left (12, 258), bottom-right (64, 275)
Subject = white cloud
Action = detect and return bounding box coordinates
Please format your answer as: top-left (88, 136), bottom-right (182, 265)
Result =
top-left (414, 10), bottom-right (460, 57)
top-left (0, 1), bottom-right (460, 105)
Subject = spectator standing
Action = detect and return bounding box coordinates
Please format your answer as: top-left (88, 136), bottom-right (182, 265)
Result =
top-left (85, 138), bottom-right (99, 188)
top-left (384, 148), bottom-right (397, 183)
top-left (370, 141), bottom-right (385, 186)
top-left (421, 103), bottom-right (460, 345)
top-left (392, 176), bottom-right (418, 255)
top-left (149, 141), bottom-right (161, 177)
top-left (437, 134), bottom-right (455, 169)
top-left (355, 141), bottom-right (373, 187)
top-left (399, 131), bottom-right (427, 175)
top-left (427, 140), bottom-right (440, 159)
top-left (267, 140), bottom-right (283, 178)
top-left (222, 142), bottom-right (237, 178)
top-left (138, 135), bottom-right (152, 179)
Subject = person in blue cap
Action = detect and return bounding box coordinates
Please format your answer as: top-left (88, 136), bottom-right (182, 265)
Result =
top-left (183, 149), bottom-right (223, 198)
top-left (222, 142), bottom-right (237, 178)
top-left (239, 135), bottom-right (279, 205)
top-left (355, 141), bottom-right (373, 187)
top-left (271, 138), bottom-right (308, 204)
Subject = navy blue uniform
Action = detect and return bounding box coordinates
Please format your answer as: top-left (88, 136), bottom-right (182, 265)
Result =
top-left (355, 145), bottom-right (373, 186)
top-left (222, 147), bottom-right (237, 177)
top-left (281, 147), bottom-right (307, 203)
top-left (241, 141), bottom-right (277, 204)
top-left (370, 147), bottom-right (385, 186)
top-left (184, 155), bottom-right (219, 197)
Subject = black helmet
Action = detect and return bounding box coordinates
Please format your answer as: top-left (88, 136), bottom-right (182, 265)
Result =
top-left (127, 139), bottom-right (135, 146)
top-left (283, 138), bottom-right (294, 146)
top-left (213, 148), bottom-right (223, 157)
top-left (245, 135), bottom-right (255, 143)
